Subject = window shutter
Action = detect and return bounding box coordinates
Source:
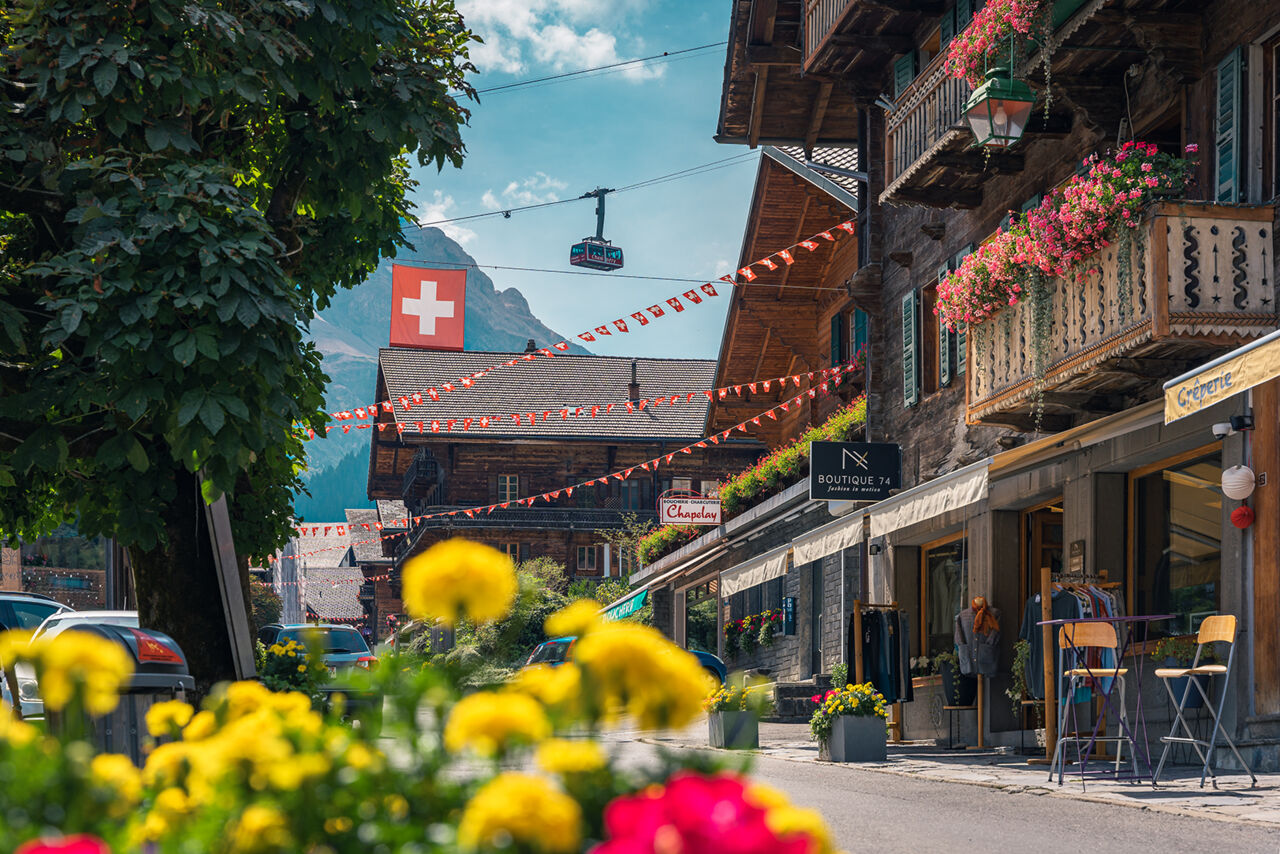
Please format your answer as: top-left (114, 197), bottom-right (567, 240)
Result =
top-left (902, 291), bottom-right (919, 408)
top-left (519, 543), bottom-right (531, 563)
top-left (937, 264), bottom-right (953, 387)
top-left (851, 309), bottom-right (869, 362)
top-left (956, 0), bottom-right (972, 29)
top-left (893, 51), bottom-right (917, 99)
top-left (1215, 47), bottom-right (1243, 203)
top-left (488, 475), bottom-right (498, 503)
top-left (830, 312), bottom-right (845, 366)
top-left (952, 245), bottom-right (975, 376)
top-left (940, 6), bottom-right (956, 48)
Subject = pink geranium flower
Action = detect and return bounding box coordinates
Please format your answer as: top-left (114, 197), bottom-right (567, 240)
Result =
top-left (16, 837), bottom-right (111, 854)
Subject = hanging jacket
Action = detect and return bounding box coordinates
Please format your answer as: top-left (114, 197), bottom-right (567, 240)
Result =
top-left (954, 600), bottom-right (1002, 676)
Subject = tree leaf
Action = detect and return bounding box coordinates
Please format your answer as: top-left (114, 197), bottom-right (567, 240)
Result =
top-left (198, 397), bottom-right (225, 435)
top-left (172, 332), bottom-right (196, 365)
top-left (125, 437), bottom-right (150, 472)
top-left (176, 389), bottom-right (205, 426)
top-left (144, 124), bottom-right (169, 151)
top-left (60, 304), bottom-right (83, 335)
top-left (93, 61), bottom-right (118, 96)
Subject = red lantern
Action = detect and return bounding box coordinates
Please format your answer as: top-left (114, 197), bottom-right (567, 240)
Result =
top-left (1231, 505), bottom-right (1255, 529)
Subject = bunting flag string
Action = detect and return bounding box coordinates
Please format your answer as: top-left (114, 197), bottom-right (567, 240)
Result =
top-left (314, 217), bottom-right (858, 429)
top-left (270, 374), bottom-right (861, 565)
top-left (260, 573), bottom-right (393, 588)
top-left (307, 357), bottom-right (864, 439)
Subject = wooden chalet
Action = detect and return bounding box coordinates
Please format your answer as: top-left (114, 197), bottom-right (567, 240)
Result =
top-left (366, 348), bottom-right (763, 580)
top-left (682, 0), bottom-right (1280, 761)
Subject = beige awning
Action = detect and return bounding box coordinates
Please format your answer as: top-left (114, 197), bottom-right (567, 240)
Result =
top-left (868, 461), bottom-right (989, 540)
top-left (720, 544), bottom-right (792, 597)
top-left (1164, 329), bottom-right (1280, 423)
top-left (792, 512), bottom-right (866, 565)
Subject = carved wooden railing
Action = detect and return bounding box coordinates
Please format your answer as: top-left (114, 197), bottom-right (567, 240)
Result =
top-left (884, 52), bottom-right (970, 191)
top-left (803, 0), bottom-right (850, 68)
top-left (967, 202), bottom-right (1276, 423)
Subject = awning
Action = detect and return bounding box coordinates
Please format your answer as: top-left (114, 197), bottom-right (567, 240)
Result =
top-left (792, 512), bottom-right (866, 565)
top-left (720, 544), bottom-right (792, 597)
top-left (1164, 328), bottom-right (1280, 423)
top-left (602, 589), bottom-right (648, 622)
top-left (868, 460), bottom-right (990, 540)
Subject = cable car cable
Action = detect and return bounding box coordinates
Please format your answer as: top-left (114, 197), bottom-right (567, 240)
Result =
top-left (390, 259), bottom-right (849, 290)
top-left (473, 42), bottom-right (727, 95)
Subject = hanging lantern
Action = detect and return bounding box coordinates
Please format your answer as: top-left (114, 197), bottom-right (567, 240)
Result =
top-left (1221, 465), bottom-right (1256, 500)
top-left (1231, 505), bottom-right (1255, 529)
top-left (963, 65), bottom-right (1036, 149)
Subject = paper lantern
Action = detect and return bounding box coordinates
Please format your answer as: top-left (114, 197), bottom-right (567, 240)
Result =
top-left (1221, 465), bottom-right (1256, 500)
top-left (1231, 505), bottom-right (1255, 529)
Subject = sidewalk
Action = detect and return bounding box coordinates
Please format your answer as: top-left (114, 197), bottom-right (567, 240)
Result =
top-left (642, 720), bottom-right (1280, 827)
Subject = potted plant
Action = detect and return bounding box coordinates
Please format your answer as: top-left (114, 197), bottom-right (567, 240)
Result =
top-left (705, 683), bottom-right (770, 749)
top-left (1153, 636), bottom-right (1217, 710)
top-left (757, 609), bottom-right (783, 648)
top-left (1006, 639), bottom-right (1045, 746)
top-left (809, 682), bottom-right (888, 762)
top-left (934, 649), bottom-right (976, 707)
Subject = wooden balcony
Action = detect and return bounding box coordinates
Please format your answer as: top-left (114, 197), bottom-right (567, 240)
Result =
top-left (966, 203), bottom-right (1277, 431)
top-left (802, 0), bottom-right (941, 76)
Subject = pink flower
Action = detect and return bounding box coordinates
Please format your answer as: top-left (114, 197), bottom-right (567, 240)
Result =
top-left (16, 839), bottom-right (111, 854)
top-left (1186, 143), bottom-right (1199, 153)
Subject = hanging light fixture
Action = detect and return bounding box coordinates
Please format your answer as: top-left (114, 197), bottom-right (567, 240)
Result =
top-left (964, 64), bottom-right (1037, 149)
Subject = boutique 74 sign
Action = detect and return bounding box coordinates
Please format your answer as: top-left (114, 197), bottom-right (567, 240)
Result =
top-left (809, 441), bottom-right (901, 501)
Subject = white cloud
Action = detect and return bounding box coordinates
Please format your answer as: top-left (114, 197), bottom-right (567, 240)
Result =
top-left (480, 172), bottom-right (568, 213)
top-left (459, 0), bottom-right (660, 82)
top-left (713, 259), bottom-right (733, 278)
top-left (480, 190), bottom-right (502, 211)
top-left (415, 190), bottom-right (478, 246)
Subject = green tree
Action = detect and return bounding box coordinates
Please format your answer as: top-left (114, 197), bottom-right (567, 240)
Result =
top-left (249, 581), bottom-right (282, 631)
top-left (0, 0), bottom-right (476, 691)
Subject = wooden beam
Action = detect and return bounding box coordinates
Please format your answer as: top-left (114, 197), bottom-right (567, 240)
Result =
top-left (746, 44), bottom-right (802, 67)
top-left (804, 81), bottom-right (834, 153)
top-left (932, 151), bottom-right (1024, 174)
top-left (888, 186), bottom-right (982, 208)
top-left (828, 32), bottom-right (916, 53)
top-left (777, 193), bottom-right (812, 299)
top-left (749, 67), bottom-right (769, 148)
top-left (749, 0), bottom-right (779, 44)
top-left (751, 327), bottom-right (774, 382)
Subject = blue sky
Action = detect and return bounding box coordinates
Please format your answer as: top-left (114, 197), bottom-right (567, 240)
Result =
top-left (405, 0), bottom-right (758, 360)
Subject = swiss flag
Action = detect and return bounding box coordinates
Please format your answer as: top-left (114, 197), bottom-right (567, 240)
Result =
top-left (389, 265), bottom-right (466, 351)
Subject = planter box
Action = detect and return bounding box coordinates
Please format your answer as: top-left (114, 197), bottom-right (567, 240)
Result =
top-left (708, 710), bottom-right (759, 750)
top-left (819, 714), bottom-right (887, 762)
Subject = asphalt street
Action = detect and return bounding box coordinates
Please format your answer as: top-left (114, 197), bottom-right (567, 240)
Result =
top-left (606, 735), bottom-right (1280, 854)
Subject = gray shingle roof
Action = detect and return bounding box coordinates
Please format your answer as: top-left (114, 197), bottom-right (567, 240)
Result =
top-left (775, 145), bottom-right (862, 201)
top-left (377, 500), bottom-right (408, 529)
top-left (345, 509), bottom-right (389, 564)
top-left (378, 349), bottom-right (718, 441)
top-left (291, 523), bottom-right (352, 567)
top-left (303, 568), bottom-right (365, 621)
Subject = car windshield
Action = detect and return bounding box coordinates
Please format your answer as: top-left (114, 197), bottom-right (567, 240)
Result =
top-left (280, 628), bottom-right (369, 655)
top-left (528, 640), bottom-right (573, 665)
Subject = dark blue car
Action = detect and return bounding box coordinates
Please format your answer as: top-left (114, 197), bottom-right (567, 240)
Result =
top-left (524, 637), bottom-right (726, 684)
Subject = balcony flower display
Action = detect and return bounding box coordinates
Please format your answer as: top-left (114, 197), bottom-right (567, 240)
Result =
top-left (0, 539), bottom-right (838, 854)
top-left (936, 142), bottom-right (1197, 331)
top-left (946, 0), bottom-right (1051, 88)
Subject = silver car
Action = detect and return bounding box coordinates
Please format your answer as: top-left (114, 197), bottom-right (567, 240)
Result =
top-left (13, 610), bottom-right (138, 718)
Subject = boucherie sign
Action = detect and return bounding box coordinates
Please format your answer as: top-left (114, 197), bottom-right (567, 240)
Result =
top-left (658, 497), bottom-right (722, 525)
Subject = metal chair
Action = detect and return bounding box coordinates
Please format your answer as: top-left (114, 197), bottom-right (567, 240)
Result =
top-left (1049, 622), bottom-right (1136, 785)
top-left (1152, 615), bottom-right (1256, 789)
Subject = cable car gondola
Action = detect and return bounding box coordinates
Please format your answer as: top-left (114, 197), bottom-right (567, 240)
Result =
top-left (569, 187), bottom-right (624, 272)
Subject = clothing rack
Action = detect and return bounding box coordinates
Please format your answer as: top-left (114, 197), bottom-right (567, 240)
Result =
top-left (852, 599), bottom-right (904, 743)
top-left (1029, 566), bottom-right (1122, 765)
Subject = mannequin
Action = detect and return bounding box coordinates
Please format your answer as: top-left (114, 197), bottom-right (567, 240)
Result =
top-left (955, 595), bottom-right (1001, 677)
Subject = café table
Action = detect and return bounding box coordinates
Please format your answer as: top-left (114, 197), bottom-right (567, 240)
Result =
top-left (1037, 613), bottom-right (1173, 788)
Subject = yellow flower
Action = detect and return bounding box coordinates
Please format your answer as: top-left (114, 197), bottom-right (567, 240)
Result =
top-left (297, 664), bottom-right (307, 673)
top-left (545, 599), bottom-right (602, 639)
top-left (401, 538), bottom-right (517, 626)
top-left (4, 628), bottom-right (134, 714)
top-left (0, 705), bottom-right (38, 747)
top-left (141, 786), bottom-right (194, 841)
top-left (385, 793), bottom-right (409, 821)
top-left (509, 664), bottom-right (583, 720)
top-left (457, 772), bottom-right (582, 854)
top-left (90, 752), bottom-right (143, 814)
top-left (146, 699), bottom-right (195, 738)
top-left (323, 816), bottom-right (354, 834)
top-left (444, 691), bottom-right (550, 756)
top-left (228, 804), bottom-right (293, 853)
top-left (0, 629), bottom-right (34, 668)
top-left (572, 622), bottom-right (714, 730)
top-left (536, 738), bottom-right (606, 775)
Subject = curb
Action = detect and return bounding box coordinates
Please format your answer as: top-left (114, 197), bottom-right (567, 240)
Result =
top-left (637, 737), bottom-right (1279, 830)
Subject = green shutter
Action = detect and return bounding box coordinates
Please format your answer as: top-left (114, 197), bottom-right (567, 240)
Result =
top-left (1215, 47), bottom-right (1243, 203)
top-left (894, 51), bottom-right (918, 99)
top-left (902, 291), bottom-right (919, 408)
top-left (937, 265), bottom-right (953, 388)
top-left (952, 245), bottom-right (975, 376)
top-left (830, 312), bottom-right (845, 366)
top-left (940, 6), bottom-right (956, 48)
top-left (956, 0), bottom-right (972, 29)
top-left (851, 308), bottom-right (869, 361)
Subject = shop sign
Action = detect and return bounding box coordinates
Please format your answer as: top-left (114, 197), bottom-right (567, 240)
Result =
top-left (783, 596), bottom-right (796, 635)
top-left (1165, 334), bottom-right (1280, 423)
top-left (658, 497), bottom-right (721, 525)
top-left (809, 441), bottom-right (901, 501)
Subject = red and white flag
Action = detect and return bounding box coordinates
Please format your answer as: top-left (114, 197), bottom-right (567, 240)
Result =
top-left (389, 265), bottom-right (466, 350)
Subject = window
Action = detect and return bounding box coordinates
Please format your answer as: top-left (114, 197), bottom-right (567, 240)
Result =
top-left (893, 51), bottom-right (918, 99)
top-left (672, 477), bottom-right (692, 492)
top-left (577, 545), bottom-right (598, 572)
top-left (1133, 450), bottom-right (1222, 637)
top-left (619, 480), bottom-right (644, 510)
top-left (497, 474), bottom-right (519, 502)
top-left (501, 543), bottom-right (519, 561)
top-left (830, 311), bottom-right (846, 367)
top-left (617, 546), bottom-right (636, 576)
top-left (700, 480), bottom-right (720, 498)
top-left (922, 536), bottom-right (968, 657)
top-left (7, 601), bottom-right (62, 629)
top-left (850, 309), bottom-right (869, 363)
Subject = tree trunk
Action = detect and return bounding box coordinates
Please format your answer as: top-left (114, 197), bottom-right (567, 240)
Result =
top-left (129, 466), bottom-right (249, 700)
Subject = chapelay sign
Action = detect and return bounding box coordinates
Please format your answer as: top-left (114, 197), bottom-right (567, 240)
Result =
top-left (658, 497), bottom-right (722, 525)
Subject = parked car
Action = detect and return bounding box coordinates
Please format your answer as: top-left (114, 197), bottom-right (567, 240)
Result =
top-left (523, 637), bottom-right (727, 684)
top-left (15, 610), bottom-right (138, 718)
top-left (0, 591), bottom-right (72, 632)
top-left (268, 624), bottom-right (381, 728)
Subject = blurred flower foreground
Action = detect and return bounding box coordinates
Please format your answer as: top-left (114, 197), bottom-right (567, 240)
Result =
top-left (0, 538), bottom-right (839, 854)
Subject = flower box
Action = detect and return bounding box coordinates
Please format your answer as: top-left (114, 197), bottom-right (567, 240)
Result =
top-left (819, 715), bottom-right (886, 762)
top-left (708, 710), bottom-right (759, 750)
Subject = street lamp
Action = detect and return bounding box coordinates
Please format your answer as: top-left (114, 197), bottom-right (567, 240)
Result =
top-left (963, 65), bottom-right (1036, 149)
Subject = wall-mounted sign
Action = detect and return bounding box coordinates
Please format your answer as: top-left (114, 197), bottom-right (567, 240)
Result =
top-left (783, 596), bottom-right (796, 636)
top-left (809, 441), bottom-right (901, 502)
top-left (658, 497), bottom-right (722, 525)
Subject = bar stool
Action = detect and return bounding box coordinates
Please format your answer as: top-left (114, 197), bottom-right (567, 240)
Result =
top-left (1049, 622), bottom-right (1136, 785)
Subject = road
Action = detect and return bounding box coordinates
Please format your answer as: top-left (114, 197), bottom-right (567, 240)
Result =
top-left (607, 736), bottom-right (1280, 853)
